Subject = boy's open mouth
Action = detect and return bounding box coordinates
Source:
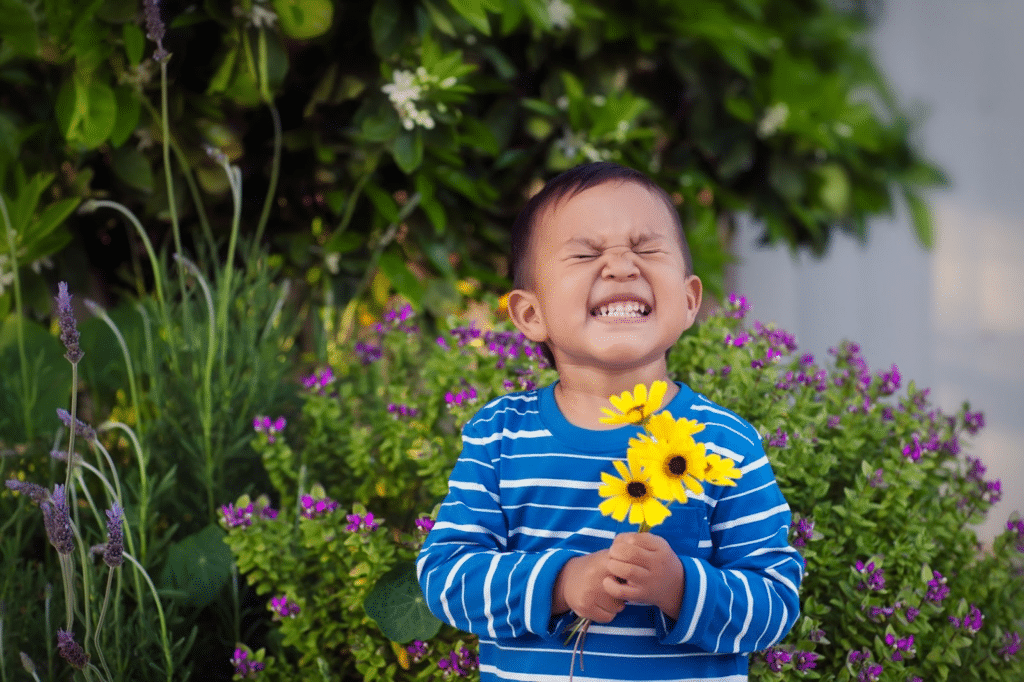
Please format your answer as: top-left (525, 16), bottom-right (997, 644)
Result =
top-left (589, 301), bottom-right (652, 318)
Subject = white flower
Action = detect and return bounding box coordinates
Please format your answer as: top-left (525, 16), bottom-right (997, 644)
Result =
top-left (250, 4), bottom-right (278, 29)
top-left (757, 102), bottom-right (789, 138)
top-left (548, 0), bottom-right (574, 29)
top-left (382, 70), bottom-right (422, 106)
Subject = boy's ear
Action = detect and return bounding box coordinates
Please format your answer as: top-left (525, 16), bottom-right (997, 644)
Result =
top-left (507, 289), bottom-right (548, 343)
top-left (682, 275), bottom-right (703, 328)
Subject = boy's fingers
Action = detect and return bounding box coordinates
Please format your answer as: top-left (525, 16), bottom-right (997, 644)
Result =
top-left (606, 557), bottom-right (651, 583)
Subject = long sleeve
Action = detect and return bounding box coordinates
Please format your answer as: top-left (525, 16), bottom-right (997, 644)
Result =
top-left (656, 400), bottom-right (803, 653)
top-left (416, 411), bottom-right (577, 642)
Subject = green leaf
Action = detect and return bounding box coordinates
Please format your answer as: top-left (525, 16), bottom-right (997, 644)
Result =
top-left (109, 86), bottom-right (141, 148)
top-left (363, 563), bottom-right (442, 644)
top-left (271, 0), bottom-right (334, 40)
top-left (160, 524), bottom-right (234, 610)
top-left (54, 78), bottom-right (118, 149)
top-left (446, 0), bottom-right (493, 35)
top-left (377, 250), bottom-right (424, 305)
top-left (111, 146), bottom-right (154, 193)
top-left (903, 189), bottom-right (934, 249)
top-left (122, 22), bottom-right (145, 67)
top-left (390, 130), bottom-right (424, 174)
top-left (369, 0), bottom-right (404, 56)
top-left (0, 0), bottom-right (39, 57)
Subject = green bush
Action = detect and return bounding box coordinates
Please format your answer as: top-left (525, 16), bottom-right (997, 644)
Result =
top-left (225, 296), bottom-right (1022, 681)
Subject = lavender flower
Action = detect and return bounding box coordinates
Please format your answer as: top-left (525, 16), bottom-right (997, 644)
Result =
top-left (56, 408), bottom-right (97, 441)
top-left (415, 516), bottom-right (435, 534)
top-left (964, 409), bottom-right (985, 434)
top-left (767, 429), bottom-right (788, 448)
top-left (55, 282), bottom-right (83, 364)
top-left (344, 511), bottom-right (378, 532)
top-left (885, 632), bottom-right (915, 661)
top-left (103, 503), bottom-right (124, 568)
top-left (877, 364), bottom-right (901, 395)
top-left (220, 501), bottom-right (277, 529)
top-left (387, 402), bottom-right (419, 418)
top-left (231, 647), bottom-right (264, 678)
top-left (724, 292), bottom-right (750, 319)
top-left (902, 434), bottom-right (923, 462)
top-left (57, 629), bottom-right (89, 670)
top-left (355, 341), bottom-right (383, 364)
top-left (41, 484), bottom-right (74, 555)
top-left (4, 479), bottom-right (48, 503)
top-left (143, 0), bottom-right (169, 62)
top-left (301, 367), bottom-right (335, 394)
top-left (790, 517), bottom-right (815, 547)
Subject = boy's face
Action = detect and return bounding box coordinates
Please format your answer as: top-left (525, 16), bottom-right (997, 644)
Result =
top-left (510, 180), bottom-right (701, 375)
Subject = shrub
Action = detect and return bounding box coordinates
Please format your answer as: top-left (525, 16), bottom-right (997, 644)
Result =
top-left (226, 296), bottom-right (1022, 681)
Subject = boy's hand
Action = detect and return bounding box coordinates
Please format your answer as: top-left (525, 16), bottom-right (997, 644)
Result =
top-left (552, 551), bottom-right (625, 623)
top-left (603, 532), bottom-right (685, 620)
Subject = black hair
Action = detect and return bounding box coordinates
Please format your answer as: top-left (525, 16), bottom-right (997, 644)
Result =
top-left (509, 161), bottom-right (693, 290)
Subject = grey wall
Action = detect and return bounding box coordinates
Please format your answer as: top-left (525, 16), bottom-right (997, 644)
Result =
top-left (733, 1), bottom-right (1024, 541)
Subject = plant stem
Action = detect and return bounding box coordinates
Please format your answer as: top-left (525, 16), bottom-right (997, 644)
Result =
top-left (100, 422), bottom-right (149, 562)
top-left (1, 195), bottom-right (34, 441)
top-left (63, 363), bottom-right (78, 501)
top-left (80, 200), bottom-right (166, 323)
top-left (250, 103), bottom-right (281, 261)
top-left (122, 553), bottom-right (172, 682)
top-left (92, 570), bottom-right (115, 682)
top-left (159, 59), bottom-right (182, 268)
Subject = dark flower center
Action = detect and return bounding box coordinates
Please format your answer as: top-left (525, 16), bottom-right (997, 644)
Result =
top-left (627, 481), bottom-right (648, 498)
top-left (668, 456), bottom-right (687, 476)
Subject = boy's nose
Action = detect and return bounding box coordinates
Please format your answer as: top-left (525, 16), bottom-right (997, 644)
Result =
top-left (600, 249), bottom-right (640, 280)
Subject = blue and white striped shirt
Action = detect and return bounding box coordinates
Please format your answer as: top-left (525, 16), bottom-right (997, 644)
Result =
top-left (417, 382), bottom-right (803, 681)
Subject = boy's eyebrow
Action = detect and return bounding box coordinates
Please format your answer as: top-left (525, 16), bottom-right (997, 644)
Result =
top-left (561, 232), bottom-right (666, 249)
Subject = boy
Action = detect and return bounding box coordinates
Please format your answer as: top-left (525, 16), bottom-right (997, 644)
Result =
top-left (417, 162), bottom-right (802, 680)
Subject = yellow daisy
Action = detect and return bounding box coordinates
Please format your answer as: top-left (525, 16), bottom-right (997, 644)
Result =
top-left (703, 453), bottom-right (742, 487)
top-left (598, 458), bottom-right (671, 529)
top-left (629, 412), bottom-right (708, 503)
top-left (599, 381), bottom-right (669, 426)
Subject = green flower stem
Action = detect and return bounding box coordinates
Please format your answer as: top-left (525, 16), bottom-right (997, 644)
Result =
top-left (250, 102), bottom-right (281, 261)
top-left (44, 584), bottom-right (52, 682)
top-left (79, 201), bottom-right (166, 322)
top-left (159, 59), bottom-right (182, 270)
top-left (1, 194), bottom-right (34, 441)
top-left (67, 492), bottom-right (92, 644)
top-left (122, 552), bottom-right (172, 682)
top-left (215, 158), bottom-right (242, 369)
top-left (63, 362), bottom-right (78, 499)
top-left (99, 422), bottom-right (149, 562)
top-left (92, 569), bottom-right (116, 682)
top-left (1, 600), bottom-right (7, 682)
top-left (84, 301), bottom-right (144, 447)
top-left (173, 254), bottom-right (217, 521)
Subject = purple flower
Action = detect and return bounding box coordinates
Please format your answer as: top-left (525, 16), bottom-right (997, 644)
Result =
top-left (270, 595), bottom-right (300, 619)
top-left (407, 640), bottom-right (428, 663)
top-left (964, 409), bottom-right (985, 434)
top-left (387, 402), bottom-right (419, 418)
top-left (231, 647), bottom-right (264, 678)
top-left (790, 517), bottom-right (815, 547)
top-left (858, 663), bottom-right (883, 682)
top-left (724, 332), bottom-right (751, 348)
top-left (925, 570), bottom-right (949, 603)
top-left (902, 434), bottom-right (923, 462)
top-left (854, 560), bottom-right (885, 592)
top-left (768, 429), bottom-right (788, 448)
top-left (55, 282), bottom-right (83, 364)
top-left (725, 292), bottom-right (750, 319)
top-left (56, 409), bottom-right (96, 441)
top-left (301, 368), bottom-right (335, 394)
top-left (221, 502), bottom-right (255, 528)
top-left (905, 605), bottom-right (920, 623)
top-left (763, 646), bottom-right (792, 672)
top-left (964, 604), bottom-right (984, 633)
top-left (253, 416), bottom-right (286, 444)
top-left (885, 633), bottom-right (915, 661)
top-left (444, 386), bottom-right (478, 407)
top-left (868, 468), bottom-right (885, 488)
top-left (415, 517), bottom-right (435, 534)
top-left (57, 629), bottom-right (89, 670)
top-left (999, 631), bottom-right (1021, 660)
top-left (793, 650), bottom-right (819, 671)
top-left (877, 364), bottom-right (901, 395)
top-left (300, 494), bottom-right (339, 520)
top-left (103, 503), bottom-right (124, 568)
top-left (42, 485), bottom-right (74, 555)
top-left (355, 341), bottom-right (383, 364)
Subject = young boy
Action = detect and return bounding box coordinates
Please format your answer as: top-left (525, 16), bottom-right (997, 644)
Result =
top-left (417, 162), bottom-right (802, 681)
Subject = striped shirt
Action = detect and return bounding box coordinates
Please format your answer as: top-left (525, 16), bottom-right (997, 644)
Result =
top-left (417, 382), bottom-right (803, 681)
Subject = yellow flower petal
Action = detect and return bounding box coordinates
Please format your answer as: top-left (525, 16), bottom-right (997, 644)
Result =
top-left (598, 381), bottom-right (670, 425)
top-left (704, 454), bottom-right (742, 486)
top-left (597, 457), bottom-right (670, 528)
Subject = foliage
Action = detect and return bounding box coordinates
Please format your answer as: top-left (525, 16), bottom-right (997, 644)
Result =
top-left (0, 0), bottom-right (945, 325)
top-left (223, 297), bottom-right (1022, 681)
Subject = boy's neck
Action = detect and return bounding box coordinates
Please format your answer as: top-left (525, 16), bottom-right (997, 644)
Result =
top-left (552, 366), bottom-right (679, 430)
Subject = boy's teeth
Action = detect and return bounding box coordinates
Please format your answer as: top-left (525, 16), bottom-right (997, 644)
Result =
top-left (594, 302), bottom-right (650, 317)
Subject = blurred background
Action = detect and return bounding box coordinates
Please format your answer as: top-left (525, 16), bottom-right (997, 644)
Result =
top-left (735, 0), bottom-right (1024, 540)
